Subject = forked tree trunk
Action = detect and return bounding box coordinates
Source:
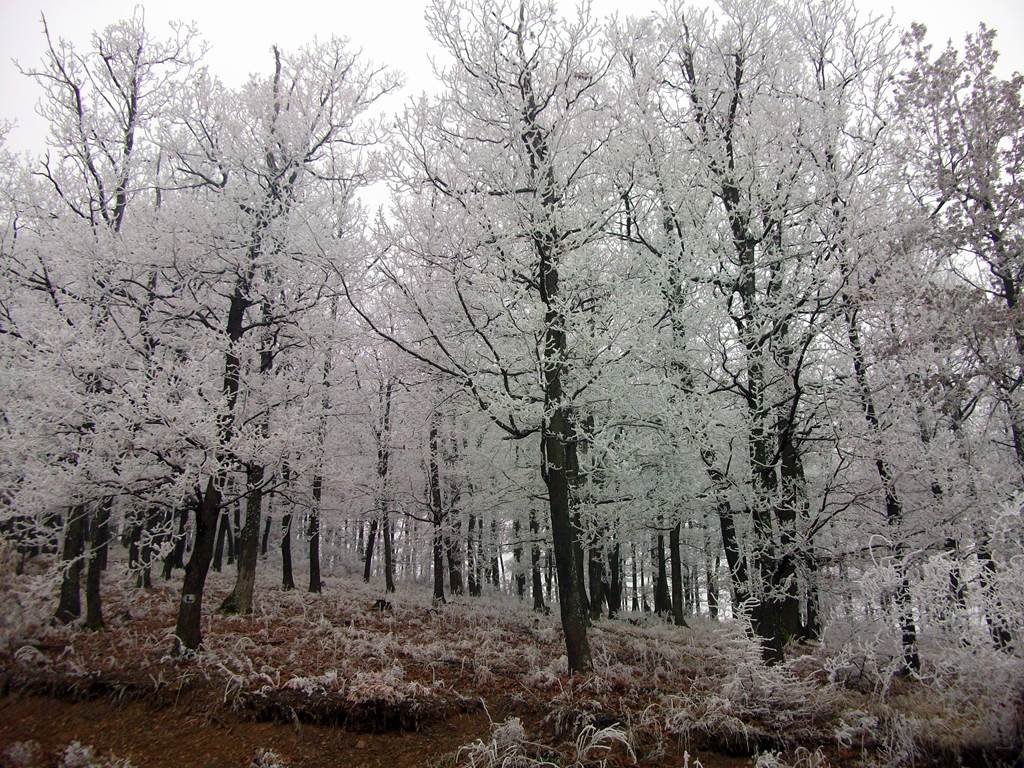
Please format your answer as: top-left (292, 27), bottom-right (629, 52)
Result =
top-left (84, 500), bottom-right (110, 630)
top-left (221, 463), bottom-right (265, 614)
top-left (174, 478), bottom-right (221, 651)
top-left (56, 505), bottom-right (87, 624)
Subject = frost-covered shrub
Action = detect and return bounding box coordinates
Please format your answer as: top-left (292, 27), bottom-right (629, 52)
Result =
top-left (346, 663), bottom-right (411, 706)
top-left (752, 747), bottom-right (828, 768)
top-left (249, 748), bottom-right (289, 768)
top-left (58, 741), bottom-right (135, 768)
top-left (282, 669), bottom-right (340, 696)
top-left (663, 691), bottom-right (751, 750)
top-left (520, 655), bottom-right (566, 690)
top-left (833, 709), bottom-right (879, 752)
top-left (570, 722), bottom-right (635, 767)
top-left (543, 677), bottom-right (610, 737)
top-left (456, 717), bottom-right (556, 768)
top-left (3, 740), bottom-right (43, 768)
top-left (0, 545), bottom-right (58, 651)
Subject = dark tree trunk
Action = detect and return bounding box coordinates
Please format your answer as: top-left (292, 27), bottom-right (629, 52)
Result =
top-left (544, 546), bottom-right (553, 604)
top-left (977, 531), bottom-right (1012, 650)
top-left (654, 528), bottom-right (671, 616)
top-left (944, 538), bottom-right (967, 610)
top-left (382, 513), bottom-right (395, 593)
top-left (445, 511), bottom-right (464, 595)
top-left (630, 543), bottom-right (640, 613)
top-left (516, 44), bottom-right (592, 671)
top-left (232, 496), bottom-right (241, 561)
top-left (174, 266), bottom-right (251, 651)
top-left (446, 532), bottom-right (464, 596)
top-left (261, 513), bottom-right (272, 557)
top-left (309, 473), bottom-right (322, 593)
top-left (588, 545), bottom-right (605, 620)
top-left (845, 305), bottom-right (920, 673)
top-left (718, 508), bottom-right (747, 610)
top-left (84, 500), bottom-right (110, 630)
top-left (801, 550), bottom-right (821, 640)
top-left (639, 546), bottom-right (650, 612)
top-left (467, 513), bottom-right (480, 596)
top-left (221, 463), bottom-right (265, 614)
top-left (444, 436), bottom-right (464, 595)
top-left (707, 554), bottom-right (719, 620)
top-left (174, 478), bottom-right (221, 652)
top-left (432, 522), bottom-right (446, 602)
top-left (531, 510), bottom-right (547, 612)
top-left (137, 510), bottom-right (154, 589)
top-left (213, 511), bottom-right (229, 572)
top-left (488, 519), bottom-right (501, 588)
top-left (513, 519), bottom-right (526, 599)
top-left (127, 518), bottom-right (140, 569)
top-left (56, 505), bottom-right (87, 624)
top-left (370, 378), bottom-right (395, 593)
top-left (162, 505), bottom-right (188, 580)
top-left (363, 518), bottom-right (378, 582)
top-left (97, 503), bottom-right (110, 571)
top-left (606, 543), bottom-right (622, 619)
top-left (281, 511), bottom-right (294, 590)
top-left (428, 417), bottom-right (446, 604)
top-left (669, 521), bottom-right (687, 627)
top-left (542, 413), bottom-right (592, 671)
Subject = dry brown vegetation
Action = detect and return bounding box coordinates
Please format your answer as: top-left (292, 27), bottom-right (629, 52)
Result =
top-left (1, 554), bottom-right (1021, 767)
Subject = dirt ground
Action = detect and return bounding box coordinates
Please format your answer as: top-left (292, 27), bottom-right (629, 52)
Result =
top-left (0, 692), bottom-right (757, 768)
top-left (0, 693), bottom-right (490, 768)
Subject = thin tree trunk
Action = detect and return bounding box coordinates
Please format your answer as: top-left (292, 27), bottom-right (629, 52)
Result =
top-left (669, 521), bottom-right (687, 627)
top-left (654, 527), bottom-right (671, 616)
top-left (56, 505), bottom-right (87, 624)
top-left (531, 510), bottom-right (546, 612)
top-left (383, 512), bottom-right (395, 593)
top-left (363, 518), bottom-right (378, 582)
top-left (631, 543), bottom-right (640, 613)
top-left (514, 519), bottom-right (526, 599)
top-left (706, 553), bottom-right (719, 620)
top-left (977, 527), bottom-right (1012, 649)
top-left (308, 474), bottom-right (322, 593)
top-left (588, 544), bottom-right (605, 620)
top-left (428, 416), bottom-right (446, 604)
top-left (261, 513), bottom-right (272, 557)
top-left (639, 546), bottom-right (649, 613)
top-left (467, 513), bottom-right (480, 596)
top-left (281, 510), bottom-right (294, 590)
top-left (213, 511), bottom-right (229, 572)
top-left (845, 304), bottom-right (919, 673)
top-left (607, 543), bottom-right (622, 619)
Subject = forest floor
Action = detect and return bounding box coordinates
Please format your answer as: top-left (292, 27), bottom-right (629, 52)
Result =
top-left (1, 556), bottom-right (1021, 767)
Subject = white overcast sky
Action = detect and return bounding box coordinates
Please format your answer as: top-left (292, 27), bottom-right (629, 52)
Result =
top-left (1, 0), bottom-right (1022, 153)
